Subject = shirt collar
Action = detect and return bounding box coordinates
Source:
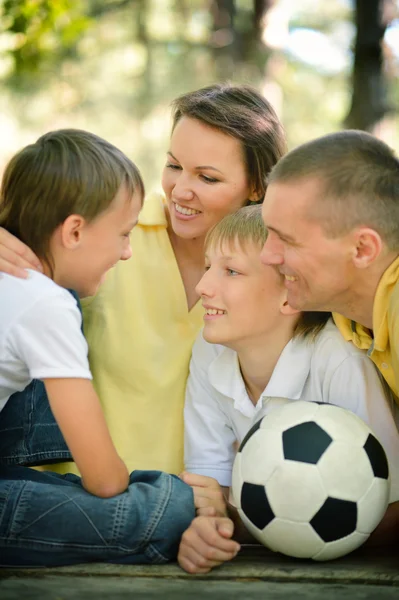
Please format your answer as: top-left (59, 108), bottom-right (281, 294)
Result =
top-left (333, 255), bottom-right (399, 352)
top-left (208, 337), bottom-right (313, 417)
top-left (138, 192), bottom-right (168, 227)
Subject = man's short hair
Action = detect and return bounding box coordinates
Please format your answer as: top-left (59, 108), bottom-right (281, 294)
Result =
top-left (268, 130), bottom-right (399, 249)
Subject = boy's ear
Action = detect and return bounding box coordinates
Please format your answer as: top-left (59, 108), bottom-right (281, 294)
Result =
top-left (59, 214), bottom-right (86, 249)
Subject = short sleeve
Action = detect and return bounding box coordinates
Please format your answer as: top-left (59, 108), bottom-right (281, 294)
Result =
top-left (7, 290), bottom-right (92, 381)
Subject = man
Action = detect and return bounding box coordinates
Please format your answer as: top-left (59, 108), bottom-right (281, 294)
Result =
top-left (261, 129), bottom-right (399, 548)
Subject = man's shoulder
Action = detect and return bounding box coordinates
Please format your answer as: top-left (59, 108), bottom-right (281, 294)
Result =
top-left (389, 276), bottom-right (399, 308)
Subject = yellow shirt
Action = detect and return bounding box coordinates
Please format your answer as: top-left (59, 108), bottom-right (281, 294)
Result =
top-left (333, 256), bottom-right (399, 403)
top-left (48, 193), bottom-right (204, 475)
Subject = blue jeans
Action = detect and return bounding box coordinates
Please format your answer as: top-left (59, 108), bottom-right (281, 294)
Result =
top-left (0, 378), bottom-right (72, 466)
top-left (0, 466), bottom-right (195, 566)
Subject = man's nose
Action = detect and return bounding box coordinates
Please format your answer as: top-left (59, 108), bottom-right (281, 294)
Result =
top-left (260, 237), bottom-right (284, 266)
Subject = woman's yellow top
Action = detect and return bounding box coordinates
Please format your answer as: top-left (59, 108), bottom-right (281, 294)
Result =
top-left (48, 193), bottom-right (204, 475)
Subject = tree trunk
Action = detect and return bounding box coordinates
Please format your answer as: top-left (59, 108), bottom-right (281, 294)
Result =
top-left (344, 0), bottom-right (391, 131)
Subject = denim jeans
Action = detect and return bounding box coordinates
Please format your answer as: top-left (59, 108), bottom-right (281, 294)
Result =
top-left (0, 466), bottom-right (195, 566)
top-left (0, 378), bottom-right (72, 466)
top-left (0, 290), bottom-right (195, 566)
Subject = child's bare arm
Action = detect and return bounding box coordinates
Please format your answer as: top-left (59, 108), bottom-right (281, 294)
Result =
top-left (178, 516), bottom-right (240, 574)
top-left (44, 378), bottom-right (129, 497)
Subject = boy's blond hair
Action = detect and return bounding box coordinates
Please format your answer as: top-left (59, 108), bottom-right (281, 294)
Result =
top-left (205, 205), bottom-right (330, 339)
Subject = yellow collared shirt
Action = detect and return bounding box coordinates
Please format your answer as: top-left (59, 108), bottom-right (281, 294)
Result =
top-left (46, 193), bottom-right (204, 475)
top-left (334, 256), bottom-right (399, 403)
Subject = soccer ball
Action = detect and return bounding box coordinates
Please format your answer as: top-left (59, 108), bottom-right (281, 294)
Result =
top-left (231, 400), bottom-right (390, 561)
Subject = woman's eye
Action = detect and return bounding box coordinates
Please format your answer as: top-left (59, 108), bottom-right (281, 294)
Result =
top-left (166, 163), bottom-right (181, 170)
top-left (200, 174), bottom-right (219, 184)
top-left (227, 269), bottom-right (239, 276)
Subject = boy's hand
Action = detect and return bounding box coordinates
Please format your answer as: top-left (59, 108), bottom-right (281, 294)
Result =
top-left (180, 472), bottom-right (227, 517)
top-left (178, 516), bottom-right (240, 574)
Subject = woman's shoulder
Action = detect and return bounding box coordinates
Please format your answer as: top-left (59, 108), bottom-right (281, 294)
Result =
top-left (137, 191), bottom-right (168, 227)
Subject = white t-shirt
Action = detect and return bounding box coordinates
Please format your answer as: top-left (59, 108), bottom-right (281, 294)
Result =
top-left (184, 320), bottom-right (399, 501)
top-left (0, 270), bottom-right (92, 412)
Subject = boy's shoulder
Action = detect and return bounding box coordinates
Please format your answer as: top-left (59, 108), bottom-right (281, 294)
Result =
top-left (0, 270), bottom-right (77, 322)
top-left (309, 319), bottom-right (369, 364)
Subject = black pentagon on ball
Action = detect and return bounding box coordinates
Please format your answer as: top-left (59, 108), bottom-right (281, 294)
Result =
top-left (241, 482), bottom-right (275, 530)
top-left (238, 417), bottom-right (263, 453)
top-left (363, 433), bottom-right (389, 480)
top-left (282, 421), bottom-right (333, 464)
top-left (310, 497), bottom-right (357, 542)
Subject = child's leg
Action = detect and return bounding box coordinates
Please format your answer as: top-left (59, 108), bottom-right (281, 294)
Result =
top-left (0, 466), bottom-right (195, 566)
top-left (0, 379), bottom-right (72, 466)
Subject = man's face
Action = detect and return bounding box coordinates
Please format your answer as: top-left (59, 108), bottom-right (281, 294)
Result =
top-left (260, 178), bottom-right (355, 313)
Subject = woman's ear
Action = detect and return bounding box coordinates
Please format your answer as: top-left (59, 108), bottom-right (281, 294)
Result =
top-left (248, 186), bottom-right (261, 203)
top-left (59, 215), bottom-right (86, 249)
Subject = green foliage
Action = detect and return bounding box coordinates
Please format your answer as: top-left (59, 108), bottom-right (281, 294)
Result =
top-left (1, 0), bottom-right (91, 74)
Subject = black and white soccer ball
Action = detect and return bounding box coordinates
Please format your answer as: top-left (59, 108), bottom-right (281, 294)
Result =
top-left (231, 400), bottom-right (390, 561)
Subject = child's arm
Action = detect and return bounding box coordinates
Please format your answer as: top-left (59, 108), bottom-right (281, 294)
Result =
top-left (184, 334), bottom-right (237, 487)
top-left (44, 378), bottom-right (129, 498)
top-left (8, 287), bottom-right (128, 498)
top-left (178, 516), bottom-right (240, 574)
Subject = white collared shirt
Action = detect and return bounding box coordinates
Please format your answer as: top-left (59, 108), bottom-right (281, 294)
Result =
top-left (184, 320), bottom-right (399, 501)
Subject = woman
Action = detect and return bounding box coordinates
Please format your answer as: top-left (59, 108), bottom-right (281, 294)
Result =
top-left (0, 83), bottom-right (286, 474)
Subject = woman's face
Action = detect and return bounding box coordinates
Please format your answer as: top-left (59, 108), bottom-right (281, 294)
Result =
top-left (162, 117), bottom-right (255, 240)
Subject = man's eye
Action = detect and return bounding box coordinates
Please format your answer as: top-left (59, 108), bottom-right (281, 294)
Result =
top-left (227, 269), bottom-right (239, 276)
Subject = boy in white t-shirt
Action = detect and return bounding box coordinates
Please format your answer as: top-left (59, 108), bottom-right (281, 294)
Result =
top-left (0, 130), bottom-right (194, 566)
top-left (178, 205), bottom-right (399, 573)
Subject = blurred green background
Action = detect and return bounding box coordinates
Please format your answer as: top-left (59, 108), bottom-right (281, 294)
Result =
top-left (0, 0), bottom-right (398, 193)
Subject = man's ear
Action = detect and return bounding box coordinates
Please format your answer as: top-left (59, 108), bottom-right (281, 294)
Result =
top-left (352, 227), bottom-right (382, 268)
top-left (59, 214), bottom-right (86, 249)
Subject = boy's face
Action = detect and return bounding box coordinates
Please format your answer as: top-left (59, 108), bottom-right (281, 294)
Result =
top-left (196, 240), bottom-right (291, 350)
top-left (60, 184), bottom-right (141, 297)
